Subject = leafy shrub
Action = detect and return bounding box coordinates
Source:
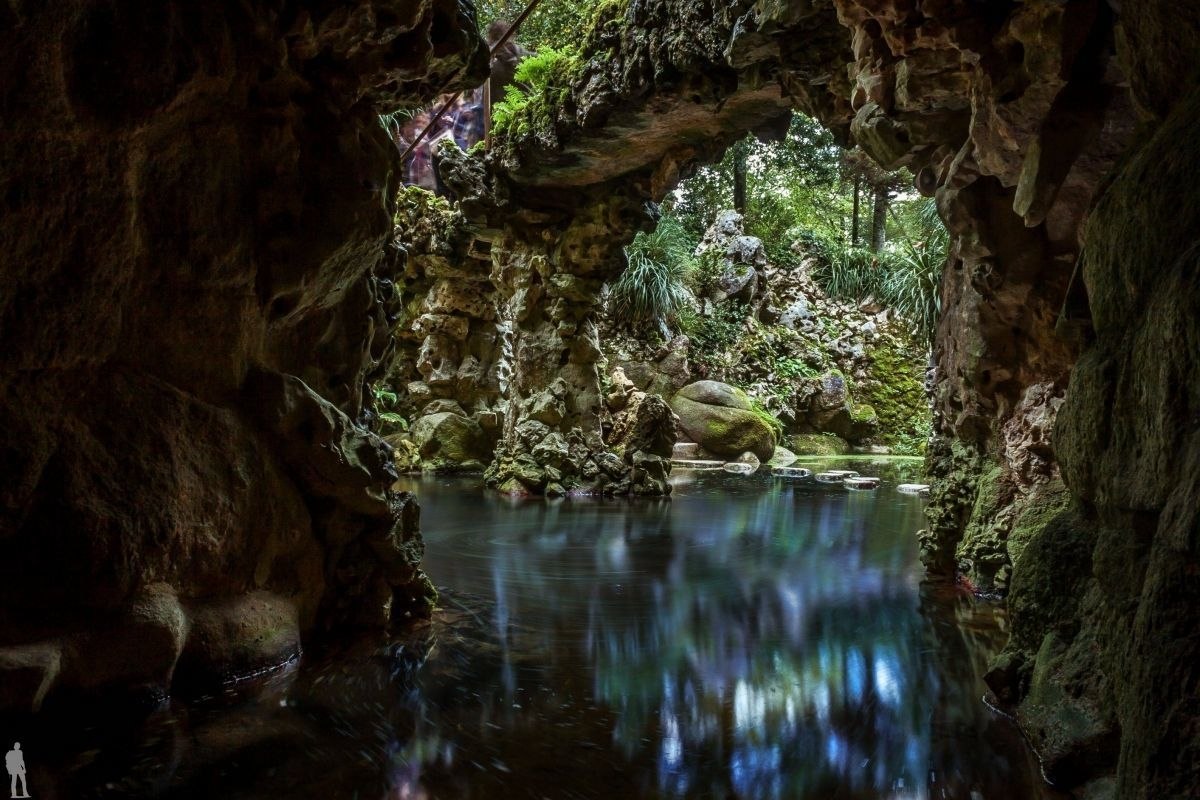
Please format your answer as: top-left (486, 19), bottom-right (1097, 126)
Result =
top-left (678, 302), bottom-right (747, 375)
top-left (684, 248), bottom-right (726, 298)
top-left (609, 217), bottom-right (698, 327)
top-left (809, 234), bottom-right (945, 342)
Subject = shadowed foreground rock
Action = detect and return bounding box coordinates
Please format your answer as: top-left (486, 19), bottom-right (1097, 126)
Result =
top-left (0, 0), bottom-right (486, 708)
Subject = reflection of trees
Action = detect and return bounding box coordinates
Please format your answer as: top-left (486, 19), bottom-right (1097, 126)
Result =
top-left (499, 473), bottom-right (940, 798)
top-left (393, 470), bottom-right (1049, 798)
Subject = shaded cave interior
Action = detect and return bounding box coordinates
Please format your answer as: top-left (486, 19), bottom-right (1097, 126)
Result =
top-left (0, 0), bottom-right (1198, 797)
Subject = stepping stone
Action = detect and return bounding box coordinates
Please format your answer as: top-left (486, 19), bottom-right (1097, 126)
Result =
top-left (672, 442), bottom-right (701, 459)
top-left (672, 459), bottom-right (725, 470)
top-left (897, 483), bottom-right (931, 495)
top-left (772, 466), bottom-right (812, 479)
top-left (723, 462), bottom-right (756, 475)
top-left (844, 476), bottom-right (880, 489)
top-left (815, 471), bottom-right (857, 483)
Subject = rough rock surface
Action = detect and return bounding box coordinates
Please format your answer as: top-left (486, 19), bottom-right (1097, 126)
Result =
top-left (600, 213), bottom-right (930, 453)
top-left (3, 0), bottom-right (1198, 792)
top-left (381, 187), bottom-right (504, 468)
top-left (0, 0), bottom-right (486, 708)
top-left (474, 0), bottom-right (1200, 791)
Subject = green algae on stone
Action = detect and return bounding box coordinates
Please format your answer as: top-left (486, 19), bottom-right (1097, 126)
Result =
top-left (789, 432), bottom-right (851, 456)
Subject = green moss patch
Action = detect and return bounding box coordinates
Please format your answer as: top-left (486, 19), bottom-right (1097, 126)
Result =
top-left (789, 433), bottom-right (851, 456)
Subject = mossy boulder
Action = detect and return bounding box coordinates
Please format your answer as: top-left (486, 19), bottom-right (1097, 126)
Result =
top-left (670, 381), bottom-right (776, 461)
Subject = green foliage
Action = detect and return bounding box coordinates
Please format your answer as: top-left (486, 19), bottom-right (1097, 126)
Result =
top-left (475, 0), bottom-right (598, 51)
top-left (379, 412), bottom-right (409, 430)
top-left (677, 303), bottom-right (747, 374)
top-left (491, 46), bottom-right (578, 139)
top-left (377, 107), bottom-right (418, 140)
top-left (371, 384), bottom-right (409, 435)
top-left (668, 114), bottom-right (846, 242)
top-left (808, 223), bottom-right (946, 343)
top-left (610, 217), bottom-right (698, 327)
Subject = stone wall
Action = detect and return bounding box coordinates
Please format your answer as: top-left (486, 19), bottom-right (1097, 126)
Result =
top-left (0, 0), bottom-right (486, 710)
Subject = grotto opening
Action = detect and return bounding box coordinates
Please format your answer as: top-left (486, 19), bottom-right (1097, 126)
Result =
top-left (0, 1), bottom-right (1198, 798)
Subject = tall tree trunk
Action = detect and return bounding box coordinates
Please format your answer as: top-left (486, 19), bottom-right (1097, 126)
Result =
top-left (732, 141), bottom-right (747, 215)
top-left (851, 175), bottom-right (862, 246)
top-left (870, 184), bottom-right (889, 252)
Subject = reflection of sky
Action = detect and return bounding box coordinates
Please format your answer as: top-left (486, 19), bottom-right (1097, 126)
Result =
top-left (401, 464), bottom-right (1041, 799)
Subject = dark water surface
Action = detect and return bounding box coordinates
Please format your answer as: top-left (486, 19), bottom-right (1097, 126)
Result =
top-left (29, 459), bottom-right (1055, 799)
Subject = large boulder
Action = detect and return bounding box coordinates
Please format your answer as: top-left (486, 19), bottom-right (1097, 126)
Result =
top-left (609, 392), bottom-right (678, 459)
top-left (407, 412), bottom-right (488, 470)
top-left (669, 381), bottom-right (776, 461)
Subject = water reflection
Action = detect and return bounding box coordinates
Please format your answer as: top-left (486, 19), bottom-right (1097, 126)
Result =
top-left (25, 460), bottom-right (1055, 799)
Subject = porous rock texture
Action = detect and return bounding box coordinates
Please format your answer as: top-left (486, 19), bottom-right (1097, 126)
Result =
top-left (383, 186), bottom-right (504, 469)
top-left (466, 0), bottom-right (1200, 793)
top-left (599, 210), bottom-right (930, 454)
top-left (2, 0), bottom-right (1198, 792)
top-left (0, 0), bottom-right (487, 710)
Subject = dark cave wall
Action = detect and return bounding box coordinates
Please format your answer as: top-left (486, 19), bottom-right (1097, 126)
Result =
top-left (1000, 6), bottom-right (1200, 795)
top-left (0, 0), bottom-right (485, 709)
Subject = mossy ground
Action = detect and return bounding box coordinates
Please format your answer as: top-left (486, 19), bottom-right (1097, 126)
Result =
top-left (789, 433), bottom-right (850, 456)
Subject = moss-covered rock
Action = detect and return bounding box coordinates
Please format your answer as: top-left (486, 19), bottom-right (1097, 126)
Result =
top-left (860, 330), bottom-right (930, 454)
top-left (788, 433), bottom-right (850, 456)
top-left (670, 381), bottom-right (776, 460)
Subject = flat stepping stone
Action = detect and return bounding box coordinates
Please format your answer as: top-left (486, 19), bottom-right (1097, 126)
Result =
top-left (844, 476), bottom-right (881, 489)
top-left (672, 459), bottom-right (725, 470)
top-left (723, 462), bottom-right (756, 475)
top-left (897, 483), bottom-right (931, 495)
top-left (824, 470), bottom-right (860, 478)
top-left (672, 442), bottom-right (701, 459)
top-left (815, 471), bottom-right (857, 483)
top-left (772, 466), bottom-right (812, 479)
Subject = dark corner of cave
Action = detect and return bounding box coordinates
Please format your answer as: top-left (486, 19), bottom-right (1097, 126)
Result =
top-left (0, 0), bottom-right (1197, 798)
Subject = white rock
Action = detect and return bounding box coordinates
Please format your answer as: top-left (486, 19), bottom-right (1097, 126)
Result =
top-left (723, 462), bottom-right (756, 475)
top-left (844, 476), bottom-right (880, 489)
top-left (672, 459), bottom-right (725, 470)
top-left (772, 466), bottom-right (812, 479)
top-left (672, 442), bottom-right (701, 459)
top-left (897, 483), bottom-right (931, 494)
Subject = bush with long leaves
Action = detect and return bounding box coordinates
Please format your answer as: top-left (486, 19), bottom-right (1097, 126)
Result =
top-left (609, 217), bottom-right (698, 328)
top-left (809, 199), bottom-right (948, 342)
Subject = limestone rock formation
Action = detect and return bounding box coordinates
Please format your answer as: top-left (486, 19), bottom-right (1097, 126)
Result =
top-left (381, 186), bottom-right (504, 469)
top-left (0, 0), bottom-right (486, 709)
top-left (694, 210), bottom-right (767, 307)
